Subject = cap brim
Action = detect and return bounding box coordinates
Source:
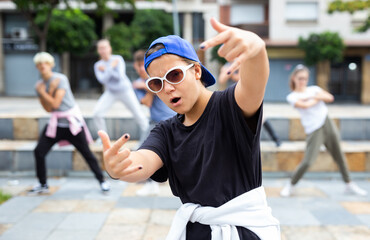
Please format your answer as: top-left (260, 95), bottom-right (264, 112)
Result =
top-left (200, 64), bottom-right (216, 87)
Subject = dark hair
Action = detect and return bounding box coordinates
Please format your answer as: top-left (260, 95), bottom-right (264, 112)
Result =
top-left (133, 50), bottom-right (146, 63)
top-left (146, 43), bottom-right (206, 86)
top-left (145, 43), bottom-right (165, 59)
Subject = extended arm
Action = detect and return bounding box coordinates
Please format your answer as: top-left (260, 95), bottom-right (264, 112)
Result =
top-left (113, 56), bottom-right (127, 80)
top-left (94, 60), bottom-right (119, 85)
top-left (133, 80), bottom-right (154, 107)
top-left (294, 98), bottom-right (320, 109)
top-left (294, 89), bottom-right (334, 109)
top-left (201, 18), bottom-right (268, 117)
top-left (141, 92), bottom-right (154, 107)
top-left (36, 80), bottom-right (65, 111)
top-left (98, 131), bottom-right (163, 182)
top-left (38, 89), bottom-right (65, 111)
top-left (218, 64), bottom-right (231, 85)
top-left (314, 89), bottom-right (334, 103)
top-left (94, 63), bottom-right (114, 85)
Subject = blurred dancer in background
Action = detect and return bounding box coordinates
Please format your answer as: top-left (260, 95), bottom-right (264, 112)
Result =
top-left (281, 64), bottom-right (367, 197)
top-left (30, 52), bottom-right (110, 194)
top-left (93, 39), bottom-right (149, 147)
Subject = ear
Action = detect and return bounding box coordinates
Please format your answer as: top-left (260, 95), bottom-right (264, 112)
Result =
top-left (194, 64), bottom-right (202, 80)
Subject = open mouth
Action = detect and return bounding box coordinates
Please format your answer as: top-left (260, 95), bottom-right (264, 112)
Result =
top-left (171, 97), bottom-right (181, 104)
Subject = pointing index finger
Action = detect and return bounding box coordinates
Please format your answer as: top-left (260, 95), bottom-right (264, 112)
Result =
top-left (200, 18), bottom-right (230, 50)
top-left (210, 18), bottom-right (228, 33)
top-left (109, 133), bottom-right (130, 155)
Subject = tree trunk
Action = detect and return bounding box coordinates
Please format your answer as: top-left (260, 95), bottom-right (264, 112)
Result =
top-left (316, 60), bottom-right (330, 91)
top-left (39, 37), bottom-right (47, 52)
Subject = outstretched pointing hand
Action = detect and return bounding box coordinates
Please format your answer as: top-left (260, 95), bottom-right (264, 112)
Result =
top-left (98, 131), bottom-right (143, 180)
top-left (200, 17), bottom-right (266, 76)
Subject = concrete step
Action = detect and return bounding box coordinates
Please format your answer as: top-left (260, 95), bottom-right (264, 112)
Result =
top-left (261, 141), bottom-right (370, 173)
top-left (0, 116), bottom-right (144, 142)
top-left (1, 98), bottom-right (370, 141)
top-left (0, 140), bottom-right (369, 176)
top-left (1, 115), bottom-right (370, 141)
top-left (0, 140), bottom-right (138, 176)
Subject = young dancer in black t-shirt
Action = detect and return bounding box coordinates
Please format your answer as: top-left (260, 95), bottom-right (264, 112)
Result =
top-left (99, 18), bottom-right (280, 240)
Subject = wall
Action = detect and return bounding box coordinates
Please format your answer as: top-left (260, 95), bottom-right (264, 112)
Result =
top-left (269, 0), bottom-right (370, 41)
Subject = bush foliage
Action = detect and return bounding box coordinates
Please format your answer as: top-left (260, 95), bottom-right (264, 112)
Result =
top-left (35, 9), bottom-right (97, 55)
top-left (328, 0), bottom-right (370, 32)
top-left (298, 32), bottom-right (345, 66)
top-left (104, 9), bottom-right (174, 60)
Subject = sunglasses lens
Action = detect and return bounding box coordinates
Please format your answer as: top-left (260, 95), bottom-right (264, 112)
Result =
top-left (166, 68), bottom-right (184, 83)
top-left (148, 78), bottom-right (162, 92)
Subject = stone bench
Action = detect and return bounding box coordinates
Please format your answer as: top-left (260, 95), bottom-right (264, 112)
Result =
top-left (0, 140), bottom-right (369, 176)
top-left (1, 116), bottom-right (370, 141)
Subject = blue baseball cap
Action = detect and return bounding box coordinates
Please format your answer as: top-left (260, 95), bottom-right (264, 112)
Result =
top-left (144, 35), bottom-right (216, 87)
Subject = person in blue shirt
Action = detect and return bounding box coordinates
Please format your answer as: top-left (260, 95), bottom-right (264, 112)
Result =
top-left (132, 50), bottom-right (176, 196)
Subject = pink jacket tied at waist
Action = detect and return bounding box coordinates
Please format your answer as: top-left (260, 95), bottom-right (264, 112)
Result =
top-left (46, 106), bottom-right (93, 146)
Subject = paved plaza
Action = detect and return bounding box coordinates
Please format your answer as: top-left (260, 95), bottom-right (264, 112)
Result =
top-left (0, 176), bottom-right (369, 240)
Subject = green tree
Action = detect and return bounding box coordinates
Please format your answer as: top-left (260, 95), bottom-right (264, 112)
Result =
top-left (12, 0), bottom-right (135, 51)
top-left (328, 0), bottom-right (370, 32)
top-left (35, 9), bottom-right (97, 55)
top-left (104, 22), bottom-right (133, 60)
top-left (298, 31), bottom-right (345, 66)
top-left (104, 9), bottom-right (173, 60)
top-left (130, 9), bottom-right (174, 50)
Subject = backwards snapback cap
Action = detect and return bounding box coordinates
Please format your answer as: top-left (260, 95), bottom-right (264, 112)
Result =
top-left (144, 35), bottom-right (216, 87)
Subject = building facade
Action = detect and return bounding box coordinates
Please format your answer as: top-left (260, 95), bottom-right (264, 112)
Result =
top-left (219, 0), bottom-right (370, 103)
top-left (0, 0), bottom-right (369, 103)
top-left (0, 0), bottom-right (218, 97)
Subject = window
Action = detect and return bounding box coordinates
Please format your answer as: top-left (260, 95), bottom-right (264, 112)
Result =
top-left (286, 2), bottom-right (318, 22)
top-left (230, 4), bottom-right (265, 25)
top-left (192, 13), bottom-right (205, 44)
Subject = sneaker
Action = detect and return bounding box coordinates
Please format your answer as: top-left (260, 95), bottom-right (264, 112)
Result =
top-left (136, 181), bottom-right (159, 196)
top-left (100, 181), bottom-right (111, 192)
top-left (344, 182), bottom-right (367, 196)
top-left (28, 184), bottom-right (49, 195)
top-left (280, 182), bottom-right (294, 197)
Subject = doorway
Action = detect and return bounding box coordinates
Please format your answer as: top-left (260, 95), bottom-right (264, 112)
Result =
top-left (329, 57), bottom-right (362, 102)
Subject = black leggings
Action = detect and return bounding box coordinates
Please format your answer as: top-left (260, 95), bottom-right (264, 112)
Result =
top-left (34, 126), bottom-right (104, 185)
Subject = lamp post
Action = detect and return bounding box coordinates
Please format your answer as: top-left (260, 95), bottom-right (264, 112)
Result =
top-left (172, 0), bottom-right (180, 36)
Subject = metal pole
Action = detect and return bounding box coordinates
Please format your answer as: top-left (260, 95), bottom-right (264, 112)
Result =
top-left (172, 0), bottom-right (180, 36)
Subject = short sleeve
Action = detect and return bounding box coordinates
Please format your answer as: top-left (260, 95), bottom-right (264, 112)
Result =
top-left (223, 84), bottom-right (262, 137)
top-left (286, 93), bottom-right (297, 106)
top-left (57, 76), bottom-right (69, 91)
top-left (311, 85), bottom-right (323, 94)
top-left (138, 121), bottom-right (171, 182)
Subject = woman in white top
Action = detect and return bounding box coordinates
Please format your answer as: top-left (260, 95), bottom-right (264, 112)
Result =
top-left (280, 64), bottom-right (367, 197)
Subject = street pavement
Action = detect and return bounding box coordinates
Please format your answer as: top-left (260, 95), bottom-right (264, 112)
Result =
top-left (0, 176), bottom-right (369, 240)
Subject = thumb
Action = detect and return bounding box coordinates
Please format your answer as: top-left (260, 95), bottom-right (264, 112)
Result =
top-left (210, 17), bottom-right (228, 33)
top-left (98, 130), bottom-right (111, 152)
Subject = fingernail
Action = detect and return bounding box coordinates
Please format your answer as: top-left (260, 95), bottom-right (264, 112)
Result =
top-left (227, 71), bottom-right (231, 75)
top-left (200, 44), bottom-right (205, 49)
top-left (138, 166), bottom-right (143, 170)
top-left (124, 135), bottom-right (129, 139)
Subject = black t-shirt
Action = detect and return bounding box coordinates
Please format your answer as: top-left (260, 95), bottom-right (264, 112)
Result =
top-left (139, 84), bottom-right (262, 240)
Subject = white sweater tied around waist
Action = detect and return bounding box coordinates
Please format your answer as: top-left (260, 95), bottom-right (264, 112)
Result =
top-left (166, 186), bottom-right (280, 240)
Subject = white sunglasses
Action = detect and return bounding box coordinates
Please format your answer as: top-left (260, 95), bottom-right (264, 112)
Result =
top-left (146, 63), bottom-right (194, 93)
